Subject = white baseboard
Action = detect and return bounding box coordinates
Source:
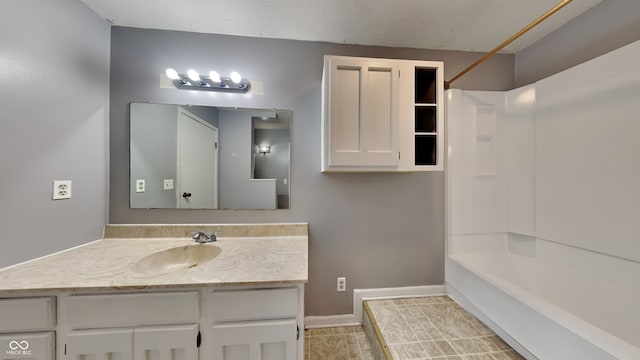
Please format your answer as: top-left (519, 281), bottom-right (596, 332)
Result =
top-left (304, 285), bottom-right (446, 329)
top-left (304, 314), bottom-right (360, 329)
top-left (353, 285), bottom-right (446, 324)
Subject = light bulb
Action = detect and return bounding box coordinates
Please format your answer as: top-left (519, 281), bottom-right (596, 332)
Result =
top-left (209, 71), bottom-right (221, 83)
top-left (230, 72), bottom-right (242, 84)
top-left (165, 68), bottom-right (179, 80)
top-left (187, 69), bottom-right (200, 82)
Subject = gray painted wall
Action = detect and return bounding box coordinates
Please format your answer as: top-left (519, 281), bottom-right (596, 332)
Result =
top-left (109, 27), bottom-right (514, 315)
top-left (0, 0), bottom-right (110, 268)
top-left (515, 0), bottom-right (640, 87)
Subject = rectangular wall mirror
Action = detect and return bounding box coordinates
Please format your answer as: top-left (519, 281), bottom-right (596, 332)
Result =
top-left (130, 103), bottom-right (291, 209)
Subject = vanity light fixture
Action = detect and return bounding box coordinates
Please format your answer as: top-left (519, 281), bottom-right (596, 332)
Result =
top-left (259, 145), bottom-right (271, 155)
top-left (165, 68), bottom-right (251, 93)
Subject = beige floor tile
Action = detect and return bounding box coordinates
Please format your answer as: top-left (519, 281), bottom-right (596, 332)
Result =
top-left (489, 350), bottom-right (526, 360)
top-left (306, 326), bottom-right (375, 360)
top-left (448, 338), bottom-right (490, 355)
top-left (420, 341), bottom-right (445, 357)
top-left (435, 340), bottom-right (458, 356)
top-left (309, 334), bottom-right (348, 359)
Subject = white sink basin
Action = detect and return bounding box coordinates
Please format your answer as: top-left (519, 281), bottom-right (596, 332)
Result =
top-left (132, 244), bottom-right (221, 275)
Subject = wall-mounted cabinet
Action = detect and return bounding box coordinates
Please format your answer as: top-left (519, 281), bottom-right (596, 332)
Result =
top-left (321, 56), bottom-right (400, 170)
top-left (322, 55), bottom-right (444, 172)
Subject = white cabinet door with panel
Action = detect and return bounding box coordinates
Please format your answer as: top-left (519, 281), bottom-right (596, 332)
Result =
top-left (208, 288), bottom-right (300, 360)
top-left (65, 325), bottom-right (199, 360)
top-left (211, 319), bottom-right (297, 360)
top-left (62, 292), bottom-right (200, 360)
top-left (322, 55), bottom-right (400, 171)
top-left (66, 328), bottom-right (134, 360)
top-left (134, 324), bottom-right (199, 360)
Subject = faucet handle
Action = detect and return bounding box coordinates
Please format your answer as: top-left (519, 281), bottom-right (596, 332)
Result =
top-left (209, 229), bottom-right (222, 242)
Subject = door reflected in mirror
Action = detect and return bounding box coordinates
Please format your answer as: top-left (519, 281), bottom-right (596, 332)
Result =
top-left (130, 103), bottom-right (291, 209)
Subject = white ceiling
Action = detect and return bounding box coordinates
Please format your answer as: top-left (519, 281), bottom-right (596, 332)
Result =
top-left (79, 0), bottom-right (602, 53)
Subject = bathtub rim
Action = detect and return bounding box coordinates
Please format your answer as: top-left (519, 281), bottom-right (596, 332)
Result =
top-left (447, 253), bottom-right (640, 360)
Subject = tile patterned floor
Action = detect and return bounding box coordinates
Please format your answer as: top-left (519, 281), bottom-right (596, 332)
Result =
top-left (305, 326), bottom-right (376, 360)
top-left (364, 296), bottom-right (525, 360)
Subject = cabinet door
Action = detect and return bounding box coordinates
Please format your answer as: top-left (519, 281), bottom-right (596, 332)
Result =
top-left (134, 324), bottom-right (198, 360)
top-left (65, 328), bottom-right (133, 360)
top-left (324, 56), bottom-right (399, 169)
top-left (0, 332), bottom-right (54, 360)
top-left (210, 319), bottom-right (297, 360)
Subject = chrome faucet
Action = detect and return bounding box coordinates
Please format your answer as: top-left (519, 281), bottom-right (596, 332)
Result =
top-left (192, 231), bottom-right (214, 243)
top-left (192, 230), bottom-right (220, 243)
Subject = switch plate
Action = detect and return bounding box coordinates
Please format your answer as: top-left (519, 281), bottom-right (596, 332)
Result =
top-left (136, 179), bottom-right (145, 193)
top-left (337, 277), bottom-right (346, 292)
top-left (52, 180), bottom-right (72, 200)
top-left (163, 179), bottom-right (174, 190)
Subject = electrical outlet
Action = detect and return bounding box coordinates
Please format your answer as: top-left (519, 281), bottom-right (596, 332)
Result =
top-left (52, 180), bottom-right (72, 200)
top-left (163, 179), bottom-right (174, 190)
top-left (337, 277), bottom-right (346, 292)
top-left (136, 179), bottom-right (145, 193)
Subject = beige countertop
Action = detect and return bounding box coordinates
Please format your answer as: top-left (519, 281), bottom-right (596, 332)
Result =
top-left (0, 224), bottom-right (308, 293)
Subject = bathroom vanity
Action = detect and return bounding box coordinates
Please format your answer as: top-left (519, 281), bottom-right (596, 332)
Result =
top-left (0, 224), bottom-right (308, 360)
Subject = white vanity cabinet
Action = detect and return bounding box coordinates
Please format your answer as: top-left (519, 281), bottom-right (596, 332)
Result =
top-left (0, 297), bottom-right (56, 360)
top-left (322, 55), bottom-right (444, 172)
top-left (208, 287), bottom-right (300, 360)
top-left (61, 292), bottom-right (200, 360)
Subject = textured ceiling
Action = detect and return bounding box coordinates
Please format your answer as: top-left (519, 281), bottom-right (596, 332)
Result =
top-left (79, 0), bottom-right (602, 53)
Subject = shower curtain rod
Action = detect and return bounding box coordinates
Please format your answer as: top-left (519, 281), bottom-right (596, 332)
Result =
top-left (445, 0), bottom-right (574, 89)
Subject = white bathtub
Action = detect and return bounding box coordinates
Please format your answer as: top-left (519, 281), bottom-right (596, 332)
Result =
top-left (445, 234), bottom-right (640, 360)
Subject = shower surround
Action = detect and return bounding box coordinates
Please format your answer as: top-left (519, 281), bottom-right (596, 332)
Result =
top-left (445, 40), bottom-right (640, 359)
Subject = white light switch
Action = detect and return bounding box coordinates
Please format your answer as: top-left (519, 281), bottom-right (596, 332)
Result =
top-left (52, 180), bottom-right (72, 200)
top-left (163, 179), bottom-right (174, 190)
top-left (136, 179), bottom-right (145, 193)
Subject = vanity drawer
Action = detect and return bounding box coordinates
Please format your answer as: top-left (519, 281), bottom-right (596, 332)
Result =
top-left (0, 332), bottom-right (54, 360)
top-left (209, 288), bottom-right (298, 322)
top-left (65, 291), bottom-right (199, 329)
top-left (0, 297), bottom-right (55, 332)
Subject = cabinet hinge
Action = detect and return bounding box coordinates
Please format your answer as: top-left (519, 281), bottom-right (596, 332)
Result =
top-left (296, 326), bottom-right (300, 340)
top-left (196, 331), bottom-right (202, 348)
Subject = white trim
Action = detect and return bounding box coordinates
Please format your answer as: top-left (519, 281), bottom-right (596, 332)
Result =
top-left (176, 107), bottom-right (219, 209)
top-left (353, 285), bottom-right (446, 324)
top-left (446, 282), bottom-right (537, 360)
top-left (304, 314), bottom-right (360, 329)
